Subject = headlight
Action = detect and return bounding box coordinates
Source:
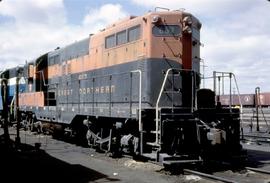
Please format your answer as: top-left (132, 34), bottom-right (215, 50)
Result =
top-left (152, 15), bottom-right (161, 24)
top-left (183, 26), bottom-right (192, 34)
top-left (183, 16), bottom-right (192, 25)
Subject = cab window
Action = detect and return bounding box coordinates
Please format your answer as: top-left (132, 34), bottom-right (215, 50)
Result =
top-left (116, 30), bottom-right (127, 45)
top-left (105, 34), bottom-right (116, 49)
top-left (128, 25), bottom-right (140, 42)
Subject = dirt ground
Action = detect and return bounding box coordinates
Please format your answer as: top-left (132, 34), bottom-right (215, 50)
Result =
top-left (1, 127), bottom-right (270, 183)
top-left (0, 128), bottom-right (200, 183)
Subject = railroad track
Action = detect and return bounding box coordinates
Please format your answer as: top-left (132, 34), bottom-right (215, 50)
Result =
top-left (242, 134), bottom-right (270, 144)
top-left (184, 167), bottom-right (270, 183)
top-left (7, 128), bottom-right (270, 183)
top-left (243, 134), bottom-right (270, 140)
top-left (184, 169), bottom-right (237, 183)
top-left (246, 167), bottom-right (270, 175)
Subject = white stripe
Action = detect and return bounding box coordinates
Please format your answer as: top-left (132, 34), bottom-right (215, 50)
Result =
top-left (8, 77), bottom-right (26, 85)
top-left (19, 77), bottom-right (26, 84)
top-left (8, 77), bottom-right (17, 85)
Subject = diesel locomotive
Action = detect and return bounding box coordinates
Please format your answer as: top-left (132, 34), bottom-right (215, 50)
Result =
top-left (1, 9), bottom-right (242, 165)
top-left (0, 67), bottom-right (25, 123)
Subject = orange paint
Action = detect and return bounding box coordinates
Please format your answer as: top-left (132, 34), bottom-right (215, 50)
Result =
top-left (32, 11), bottom-right (200, 80)
top-left (19, 92), bottom-right (45, 107)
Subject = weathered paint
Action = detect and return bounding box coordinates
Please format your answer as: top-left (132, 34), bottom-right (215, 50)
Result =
top-left (19, 10), bottom-right (201, 124)
top-left (20, 58), bottom-right (183, 123)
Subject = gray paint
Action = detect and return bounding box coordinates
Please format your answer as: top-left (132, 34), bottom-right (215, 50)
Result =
top-left (48, 37), bottom-right (90, 66)
top-left (21, 58), bottom-right (186, 124)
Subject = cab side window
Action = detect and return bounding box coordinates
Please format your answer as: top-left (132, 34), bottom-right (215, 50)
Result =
top-left (128, 25), bottom-right (140, 42)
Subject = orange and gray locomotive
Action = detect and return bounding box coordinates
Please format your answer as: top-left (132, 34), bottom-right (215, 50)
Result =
top-left (1, 9), bottom-right (242, 165)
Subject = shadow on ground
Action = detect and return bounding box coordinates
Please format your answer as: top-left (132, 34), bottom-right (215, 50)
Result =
top-left (0, 134), bottom-right (119, 183)
top-left (246, 149), bottom-right (270, 167)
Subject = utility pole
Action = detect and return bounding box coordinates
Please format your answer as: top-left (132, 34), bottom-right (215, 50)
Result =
top-left (255, 87), bottom-right (260, 131)
top-left (1, 78), bottom-right (10, 147)
top-left (15, 67), bottom-right (21, 146)
top-left (200, 59), bottom-right (207, 88)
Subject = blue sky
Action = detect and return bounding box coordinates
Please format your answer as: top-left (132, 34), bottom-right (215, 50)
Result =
top-left (0, 0), bottom-right (270, 93)
top-left (64, 0), bottom-right (145, 24)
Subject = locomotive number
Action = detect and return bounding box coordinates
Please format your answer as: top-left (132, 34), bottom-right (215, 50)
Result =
top-left (78, 73), bottom-right (87, 80)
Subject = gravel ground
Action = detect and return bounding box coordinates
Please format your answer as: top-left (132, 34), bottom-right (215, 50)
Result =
top-left (1, 127), bottom-right (270, 183)
top-left (0, 128), bottom-right (214, 183)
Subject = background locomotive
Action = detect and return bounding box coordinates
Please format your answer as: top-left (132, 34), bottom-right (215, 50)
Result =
top-left (1, 9), bottom-right (242, 165)
top-left (0, 67), bottom-right (25, 123)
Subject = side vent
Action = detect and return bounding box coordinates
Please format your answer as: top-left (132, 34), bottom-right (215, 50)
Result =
top-left (28, 64), bottom-right (35, 78)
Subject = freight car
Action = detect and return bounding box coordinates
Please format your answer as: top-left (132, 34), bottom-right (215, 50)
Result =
top-left (2, 9), bottom-right (242, 165)
top-left (219, 93), bottom-right (270, 107)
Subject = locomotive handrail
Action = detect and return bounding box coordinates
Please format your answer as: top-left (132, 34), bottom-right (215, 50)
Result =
top-left (130, 70), bottom-right (142, 131)
top-left (155, 68), bottom-right (194, 144)
top-left (232, 73), bottom-right (244, 133)
top-left (213, 71), bottom-right (243, 126)
top-left (130, 70), bottom-right (142, 154)
top-left (155, 7), bottom-right (170, 12)
top-left (37, 70), bottom-right (49, 87)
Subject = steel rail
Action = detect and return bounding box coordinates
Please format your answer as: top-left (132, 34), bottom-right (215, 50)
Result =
top-left (184, 169), bottom-right (238, 183)
top-left (246, 167), bottom-right (270, 175)
top-left (243, 134), bottom-right (270, 139)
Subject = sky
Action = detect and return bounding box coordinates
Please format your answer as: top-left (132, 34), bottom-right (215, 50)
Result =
top-left (0, 0), bottom-right (270, 94)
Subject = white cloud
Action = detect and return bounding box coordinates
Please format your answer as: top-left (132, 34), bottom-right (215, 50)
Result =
top-left (132, 0), bottom-right (270, 93)
top-left (1, 0), bottom-right (269, 93)
top-left (83, 4), bottom-right (127, 30)
top-left (0, 2), bottom-right (128, 71)
top-left (0, 0), bottom-right (66, 25)
top-left (131, 0), bottom-right (256, 16)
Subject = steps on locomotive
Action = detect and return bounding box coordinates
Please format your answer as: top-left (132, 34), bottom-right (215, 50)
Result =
top-left (141, 107), bottom-right (199, 165)
top-left (159, 108), bottom-right (194, 119)
top-left (144, 108), bottom-right (195, 148)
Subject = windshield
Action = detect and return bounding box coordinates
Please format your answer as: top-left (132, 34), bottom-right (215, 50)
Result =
top-left (152, 25), bottom-right (181, 37)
